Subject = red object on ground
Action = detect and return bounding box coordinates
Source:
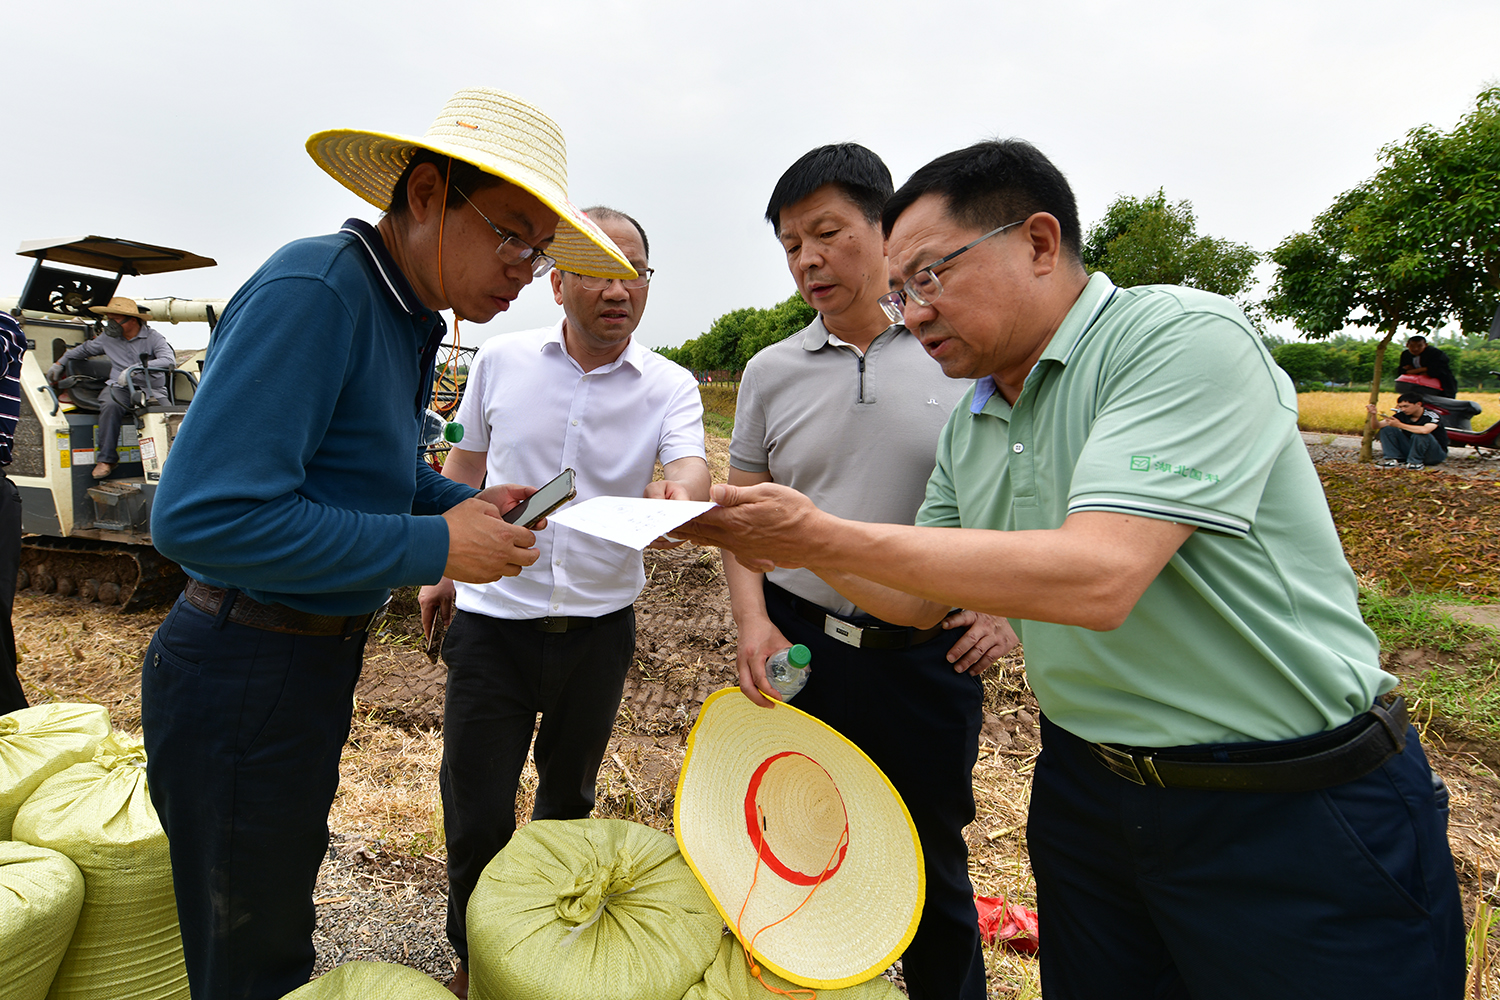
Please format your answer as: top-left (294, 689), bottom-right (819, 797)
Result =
top-left (975, 894), bottom-right (1039, 955)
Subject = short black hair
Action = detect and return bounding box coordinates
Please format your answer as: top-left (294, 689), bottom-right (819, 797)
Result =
top-left (1406, 335), bottom-right (1427, 345)
top-left (882, 139), bottom-right (1082, 262)
top-left (386, 148), bottom-right (506, 217)
top-left (765, 143), bottom-right (893, 233)
top-left (582, 205), bottom-right (649, 262)
top-left (1396, 391), bottom-right (1428, 404)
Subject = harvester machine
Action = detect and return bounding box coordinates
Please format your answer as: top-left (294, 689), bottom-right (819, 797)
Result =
top-left (2, 236), bottom-right (227, 611)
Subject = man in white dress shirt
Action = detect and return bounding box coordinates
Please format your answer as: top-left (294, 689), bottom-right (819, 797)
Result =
top-left (418, 207), bottom-right (709, 996)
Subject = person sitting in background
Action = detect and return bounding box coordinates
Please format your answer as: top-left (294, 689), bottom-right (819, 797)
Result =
top-left (46, 296), bottom-right (175, 479)
top-left (1396, 335), bottom-right (1457, 397)
top-left (1368, 393), bottom-right (1448, 469)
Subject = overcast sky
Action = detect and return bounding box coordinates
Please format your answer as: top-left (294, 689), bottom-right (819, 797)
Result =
top-left (4, 0), bottom-right (1497, 352)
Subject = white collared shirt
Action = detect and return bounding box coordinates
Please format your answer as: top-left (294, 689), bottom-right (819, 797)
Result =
top-left (452, 319), bottom-right (706, 619)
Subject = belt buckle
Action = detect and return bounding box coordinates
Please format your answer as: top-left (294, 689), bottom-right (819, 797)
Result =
top-left (823, 614), bottom-right (863, 647)
top-left (1092, 743), bottom-right (1164, 787)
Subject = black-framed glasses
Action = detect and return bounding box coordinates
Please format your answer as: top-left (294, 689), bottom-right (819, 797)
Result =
top-left (879, 219), bottom-right (1024, 324)
top-left (456, 188), bottom-right (556, 277)
top-left (564, 269), bottom-right (654, 290)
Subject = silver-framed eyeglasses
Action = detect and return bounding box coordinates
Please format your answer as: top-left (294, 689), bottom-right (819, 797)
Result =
top-left (456, 188), bottom-right (556, 277)
top-left (564, 269), bottom-right (654, 290)
top-left (879, 219), bottom-right (1024, 324)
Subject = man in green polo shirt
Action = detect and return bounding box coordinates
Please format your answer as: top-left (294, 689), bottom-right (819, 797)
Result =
top-left (680, 139), bottom-right (1463, 998)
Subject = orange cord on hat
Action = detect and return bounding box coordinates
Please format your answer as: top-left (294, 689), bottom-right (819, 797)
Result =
top-left (732, 803), bottom-right (851, 1000)
top-left (432, 158), bottom-right (463, 415)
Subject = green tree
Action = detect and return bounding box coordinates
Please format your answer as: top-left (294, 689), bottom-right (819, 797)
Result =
top-left (1081, 189), bottom-right (1261, 310)
top-left (658, 292), bottom-right (815, 372)
top-left (1270, 343), bottom-right (1328, 385)
top-left (1264, 87), bottom-right (1500, 459)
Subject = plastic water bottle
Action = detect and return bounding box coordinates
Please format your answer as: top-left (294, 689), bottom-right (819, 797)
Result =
top-left (765, 644), bottom-right (812, 701)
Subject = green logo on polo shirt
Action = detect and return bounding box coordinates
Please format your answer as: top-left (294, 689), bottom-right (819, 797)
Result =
top-left (1129, 454), bottom-right (1221, 483)
top-left (1130, 455), bottom-right (1151, 471)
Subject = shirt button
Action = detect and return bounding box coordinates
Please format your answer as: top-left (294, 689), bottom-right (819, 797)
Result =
top-left (571, 420), bottom-right (579, 426)
top-left (1013, 443), bottom-right (1025, 453)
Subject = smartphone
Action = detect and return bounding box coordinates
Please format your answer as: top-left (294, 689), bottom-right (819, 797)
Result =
top-left (501, 468), bottom-right (577, 528)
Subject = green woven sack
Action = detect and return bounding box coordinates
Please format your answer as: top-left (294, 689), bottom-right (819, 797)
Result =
top-left (12, 732), bottom-right (188, 1000)
top-left (681, 934), bottom-right (903, 1000)
top-left (282, 961), bottom-right (454, 999)
top-left (0, 841), bottom-right (86, 1000)
top-left (0, 703), bottom-right (111, 840)
top-left (468, 818), bottom-right (722, 1000)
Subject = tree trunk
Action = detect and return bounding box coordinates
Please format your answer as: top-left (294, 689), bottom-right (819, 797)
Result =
top-left (1362, 327), bottom-right (1398, 462)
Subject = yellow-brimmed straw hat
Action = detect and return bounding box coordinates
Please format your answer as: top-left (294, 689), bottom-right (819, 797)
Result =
top-left (88, 296), bottom-right (147, 321)
top-left (674, 690), bottom-right (924, 990)
top-left (306, 88), bottom-right (634, 279)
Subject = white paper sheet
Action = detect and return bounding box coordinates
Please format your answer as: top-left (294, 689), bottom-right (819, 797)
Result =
top-left (546, 496), bottom-right (716, 550)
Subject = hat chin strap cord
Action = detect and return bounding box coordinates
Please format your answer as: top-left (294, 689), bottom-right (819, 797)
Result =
top-left (734, 804), bottom-right (850, 1000)
top-left (433, 158), bottom-right (464, 415)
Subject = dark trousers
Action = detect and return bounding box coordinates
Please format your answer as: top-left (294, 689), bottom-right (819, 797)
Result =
top-left (763, 581), bottom-right (987, 1000)
top-left (141, 596), bottom-right (369, 1000)
top-left (0, 473), bottom-right (24, 714)
top-left (96, 385), bottom-right (134, 465)
top-left (440, 606), bottom-right (635, 965)
top-left (1378, 425), bottom-right (1446, 466)
top-left (1029, 714), bottom-right (1465, 999)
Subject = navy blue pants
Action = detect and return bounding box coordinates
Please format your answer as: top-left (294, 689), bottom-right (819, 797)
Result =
top-left (440, 606), bottom-right (634, 966)
top-left (141, 595), bottom-right (369, 1000)
top-left (1029, 714), bottom-right (1465, 999)
top-left (764, 582), bottom-right (987, 1000)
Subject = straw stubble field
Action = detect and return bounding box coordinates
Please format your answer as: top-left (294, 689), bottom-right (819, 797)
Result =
top-left (12, 431), bottom-right (1500, 997)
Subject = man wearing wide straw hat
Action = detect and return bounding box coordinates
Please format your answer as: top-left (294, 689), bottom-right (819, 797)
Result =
top-left (141, 88), bottom-right (635, 1000)
top-left (47, 295), bottom-right (176, 478)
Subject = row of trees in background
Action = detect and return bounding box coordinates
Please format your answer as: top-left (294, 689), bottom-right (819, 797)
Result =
top-left (1266, 334), bottom-right (1500, 389)
top-left (653, 293), bottom-right (815, 373)
top-left (657, 89), bottom-right (1500, 447)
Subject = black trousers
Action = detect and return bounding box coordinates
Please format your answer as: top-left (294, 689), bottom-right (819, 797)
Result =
top-left (440, 605), bottom-right (635, 965)
top-left (763, 581), bottom-right (987, 1000)
top-left (0, 472), bottom-right (24, 714)
top-left (142, 596), bottom-right (370, 1000)
top-left (1030, 714), bottom-right (1465, 999)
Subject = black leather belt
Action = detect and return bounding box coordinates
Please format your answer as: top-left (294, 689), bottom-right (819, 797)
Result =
top-left (1089, 697), bottom-right (1409, 793)
top-left (527, 606), bottom-right (630, 633)
top-left (769, 582), bottom-right (945, 650)
top-left (184, 579), bottom-right (386, 637)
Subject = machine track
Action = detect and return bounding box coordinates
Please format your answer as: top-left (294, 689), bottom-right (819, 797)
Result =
top-left (19, 536), bottom-right (186, 611)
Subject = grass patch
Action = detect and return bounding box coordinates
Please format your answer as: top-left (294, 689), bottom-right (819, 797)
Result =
top-left (703, 411), bottom-right (734, 438)
top-left (1408, 657), bottom-right (1500, 743)
top-left (1359, 587), bottom-right (1498, 653)
top-left (1298, 391), bottom-right (1499, 435)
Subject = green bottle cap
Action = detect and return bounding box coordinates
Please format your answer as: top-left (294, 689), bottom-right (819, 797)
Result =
top-left (443, 422), bottom-right (465, 443)
top-left (788, 644), bottom-right (811, 668)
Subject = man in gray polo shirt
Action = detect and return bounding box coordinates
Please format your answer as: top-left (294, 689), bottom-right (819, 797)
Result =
top-left (725, 143), bottom-right (1015, 1000)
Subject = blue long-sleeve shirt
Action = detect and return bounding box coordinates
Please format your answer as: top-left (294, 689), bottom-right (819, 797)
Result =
top-left (151, 220), bottom-right (478, 614)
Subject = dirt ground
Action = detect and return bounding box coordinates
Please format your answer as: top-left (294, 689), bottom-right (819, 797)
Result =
top-left (10, 443), bottom-right (1500, 994)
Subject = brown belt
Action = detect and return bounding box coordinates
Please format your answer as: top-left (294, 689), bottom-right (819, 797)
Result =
top-left (184, 579), bottom-right (387, 637)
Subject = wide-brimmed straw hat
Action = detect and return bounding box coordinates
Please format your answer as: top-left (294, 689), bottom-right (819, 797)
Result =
top-left (88, 296), bottom-right (147, 322)
top-left (306, 88), bottom-right (634, 279)
top-left (674, 689), bottom-right (924, 990)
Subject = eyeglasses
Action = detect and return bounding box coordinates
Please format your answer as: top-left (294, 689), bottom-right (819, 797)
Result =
top-left (563, 269), bottom-right (654, 290)
top-left (878, 219), bottom-right (1024, 324)
top-left (456, 188), bottom-right (556, 277)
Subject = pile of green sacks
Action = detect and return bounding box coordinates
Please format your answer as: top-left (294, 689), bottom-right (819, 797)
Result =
top-left (0, 702), bottom-right (189, 1000)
